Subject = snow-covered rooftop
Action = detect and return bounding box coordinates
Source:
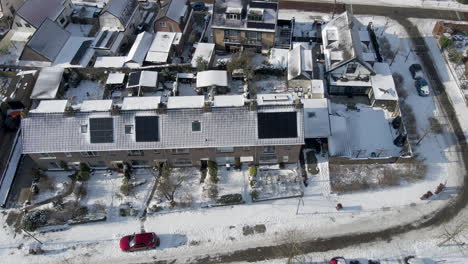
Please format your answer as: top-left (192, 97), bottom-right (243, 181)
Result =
top-left (121, 96), bottom-right (161, 111)
top-left (80, 100), bottom-right (113, 112)
top-left (126, 32), bottom-right (154, 66)
top-left (302, 98), bottom-right (330, 138)
top-left (191, 43), bottom-right (215, 68)
top-left (145, 32), bottom-right (181, 63)
top-left (371, 62), bottom-right (398, 101)
top-left (26, 19), bottom-right (70, 62)
top-left (30, 100), bottom-right (68, 113)
top-left (287, 45), bottom-right (313, 81)
top-left (257, 94), bottom-right (294, 105)
top-left (196, 71), bottom-right (228, 88)
top-left (269, 48), bottom-right (288, 69)
top-left (30, 67), bottom-right (64, 100)
top-left (127, 71), bottom-right (158, 88)
top-left (213, 95), bottom-right (245, 107)
top-left (106, 73), bottom-right (125, 85)
top-left (53, 37), bottom-right (95, 67)
top-left (167, 96), bottom-right (205, 109)
top-left (94, 56), bottom-right (126, 68)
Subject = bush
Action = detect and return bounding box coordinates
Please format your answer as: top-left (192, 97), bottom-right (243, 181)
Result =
top-left (234, 157), bottom-right (242, 170)
top-left (21, 210), bottom-right (49, 232)
top-left (250, 190), bottom-right (259, 200)
top-left (249, 166), bottom-right (257, 177)
top-left (200, 168), bottom-right (207, 183)
top-left (217, 194), bottom-right (243, 205)
top-left (205, 184), bottom-right (218, 200)
top-left (448, 48), bottom-right (463, 65)
top-left (59, 161), bottom-right (69, 170)
top-left (76, 171), bottom-right (90, 182)
top-left (52, 198), bottom-right (64, 210)
top-left (73, 184), bottom-right (87, 200)
top-left (120, 182), bottom-right (134, 196)
top-left (279, 162), bottom-right (285, 169)
top-left (250, 179), bottom-right (257, 188)
top-left (439, 35), bottom-right (454, 50)
top-left (79, 163), bottom-right (91, 173)
top-left (72, 206), bottom-right (88, 219)
top-left (208, 161), bottom-right (218, 183)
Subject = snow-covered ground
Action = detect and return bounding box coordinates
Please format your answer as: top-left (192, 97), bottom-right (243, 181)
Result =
top-left (64, 80), bottom-right (105, 104)
top-left (0, 11), bottom-right (467, 264)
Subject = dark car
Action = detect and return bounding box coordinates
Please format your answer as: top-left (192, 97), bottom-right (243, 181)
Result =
top-left (414, 78), bottom-right (430, 96)
top-left (119, 232), bottom-right (160, 252)
top-left (192, 2), bottom-right (206, 11)
top-left (409, 64), bottom-right (423, 79)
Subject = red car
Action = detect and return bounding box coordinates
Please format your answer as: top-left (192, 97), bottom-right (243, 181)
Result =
top-left (119, 232), bottom-right (160, 252)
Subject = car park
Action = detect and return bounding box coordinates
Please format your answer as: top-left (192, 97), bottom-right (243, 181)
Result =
top-left (119, 232), bottom-right (160, 252)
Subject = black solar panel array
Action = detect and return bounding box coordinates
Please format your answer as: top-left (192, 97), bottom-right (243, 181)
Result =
top-left (90, 118), bottom-right (114, 143)
top-left (95, 31), bottom-right (109, 47)
top-left (247, 22), bottom-right (275, 30)
top-left (257, 112), bottom-right (297, 139)
top-left (250, 1), bottom-right (278, 10)
top-left (70, 40), bottom-right (93, 65)
top-left (127, 71), bottom-right (142, 87)
top-left (135, 116), bottom-right (159, 142)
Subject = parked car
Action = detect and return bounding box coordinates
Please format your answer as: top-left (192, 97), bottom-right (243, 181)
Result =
top-left (414, 78), bottom-right (430, 96)
top-left (330, 257), bottom-right (347, 264)
top-left (409, 64), bottom-right (423, 79)
top-left (192, 2), bottom-right (206, 11)
top-left (119, 232), bottom-right (160, 252)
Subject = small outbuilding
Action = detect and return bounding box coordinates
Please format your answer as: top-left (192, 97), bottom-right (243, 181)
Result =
top-left (196, 70), bottom-right (228, 94)
top-left (126, 71), bottom-right (158, 96)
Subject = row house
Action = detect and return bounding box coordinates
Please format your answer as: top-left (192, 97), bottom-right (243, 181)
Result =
top-left (13, 0), bottom-right (73, 33)
top-left (21, 94), bottom-right (305, 170)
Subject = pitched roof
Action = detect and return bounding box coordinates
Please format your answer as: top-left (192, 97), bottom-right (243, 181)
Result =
top-left (155, 0), bottom-right (188, 24)
top-left (101, 0), bottom-right (138, 27)
top-left (287, 45), bottom-right (313, 81)
top-left (16, 0), bottom-right (65, 28)
top-left (321, 11), bottom-right (374, 74)
top-left (21, 102), bottom-right (304, 153)
top-left (25, 19), bottom-right (70, 62)
top-left (30, 67), bottom-right (64, 99)
top-left (125, 32), bottom-right (154, 65)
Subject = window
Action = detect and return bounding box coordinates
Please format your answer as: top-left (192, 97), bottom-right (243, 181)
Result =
top-left (192, 121), bottom-right (201, 132)
top-left (242, 147), bottom-right (251, 151)
top-left (346, 63), bottom-right (358, 74)
top-left (80, 151), bottom-right (99, 157)
top-left (64, 152), bottom-right (72, 158)
top-left (171, 149), bottom-right (189, 154)
top-left (248, 14), bottom-right (263, 21)
top-left (39, 153), bottom-right (55, 159)
top-left (284, 146), bottom-right (292, 151)
top-left (259, 155), bottom-right (277, 164)
top-left (246, 31), bottom-right (261, 41)
top-left (173, 158), bottom-right (192, 166)
top-left (308, 112), bottom-right (316, 118)
top-left (59, 17), bottom-right (66, 25)
top-left (88, 161), bottom-right (106, 168)
top-left (48, 162), bottom-right (61, 169)
top-left (225, 29), bottom-right (240, 38)
top-left (159, 21), bottom-right (166, 27)
top-left (226, 13), bottom-right (240, 20)
top-left (263, 146), bottom-right (276, 154)
top-left (81, 124), bottom-right (88, 133)
top-left (125, 125), bottom-right (133, 134)
top-left (15, 22), bottom-right (22, 27)
top-left (25, 23), bottom-right (31, 28)
top-left (153, 149), bottom-right (161, 154)
top-left (131, 160), bottom-right (149, 167)
top-left (282, 156), bottom-right (289, 163)
top-left (217, 147), bottom-right (234, 153)
top-left (128, 150), bottom-right (144, 156)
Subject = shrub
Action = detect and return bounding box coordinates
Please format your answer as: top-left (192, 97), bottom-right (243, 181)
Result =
top-left (73, 184), bottom-right (87, 200)
top-left (448, 48), bottom-right (463, 65)
top-left (208, 161), bottom-right (218, 183)
top-left (76, 171), bottom-right (90, 182)
top-left (234, 157), bottom-right (242, 170)
top-left (439, 35), bottom-right (453, 50)
top-left (249, 166), bottom-right (257, 177)
top-left (217, 194), bottom-right (243, 205)
top-left (52, 198), bottom-right (64, 210)
top-left (250, 179), bottom-right (257, 188)
top-left (59, 161), bottom-right (69, 170)
top-left (206, 184), bottom-right (218, 200)
top-left (72, 206), bottom-right (88, 219)
top-left (79, 163), bottom-right (91, 173)
top-left (120, 182), bottom-right (134, 196)
top-left (250, 190), bottom-right (259, 200)
top-left (279, 162), bottom-right (285, 169)
top-left (200, 168), bottom-right (207, 183)
top-left (21, 210), bottom-right (49, 232)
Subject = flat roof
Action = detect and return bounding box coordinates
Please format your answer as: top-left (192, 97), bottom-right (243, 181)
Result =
top-left (191, 43), bottom-right (215, 68)
top-left (94, 56), bottom-right (126, 68)
top-left (122, 96), bottom-right (161, 111)
top-left (196, 70), bottom-right (228, 88)
top-left (257, 94), bottom-right (294, 105)
top-left (80, 100), bottom-right (113, 112)
top-left (167, 96), bottom-right (205, 109)
top-left (371, 62), bottom-right (398, 101)
top-left (303, 98), bottom-right (330, 138)
top-left (213, 95), bottom-right (244, 107)
top-left (106, 73), bottom-right (126, 84)
top-left (30, 100), bottom-right (68, 113)
top-left (30, 67), bottom-right (64, 99)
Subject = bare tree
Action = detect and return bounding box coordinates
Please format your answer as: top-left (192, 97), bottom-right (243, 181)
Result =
top-left (276, 229), bottom-right (309, 264)
top-left (438, 219), bottom-right (468, 249)
top-left (156, 164), bottom-right (189, 207)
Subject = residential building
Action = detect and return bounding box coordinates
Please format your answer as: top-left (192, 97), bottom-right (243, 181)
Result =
top-left (13, 0), bottom-right (74, 33)
top-left (154, 0), bottom-right (192, 33)
top-left (196, 70), bottom-right (228, 94)
top-left (0, 0), bottom-right (26, 18)
top-left (321, 11), bottom-right (377, 96)
top-left (211, 0), bottom-right (279, 53)
top-left (22, 94), bottom-right (304, 170)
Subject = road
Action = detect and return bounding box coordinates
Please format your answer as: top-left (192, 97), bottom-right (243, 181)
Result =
top-left (134, 4), bottom-right (468, 264)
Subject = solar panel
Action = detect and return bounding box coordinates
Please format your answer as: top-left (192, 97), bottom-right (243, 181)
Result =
top-left (135, 116), bottom-right (159, 142)
top-left (247, 22), bottom-right (276, 30)
top-left (89, 118), bottom-right (114, 143)
top-left (250, 1), bottom-right (278, 10)
top-left (127, 71), bottom-right (142, 87)
top-left (258, 112), bottom-right (297, 139)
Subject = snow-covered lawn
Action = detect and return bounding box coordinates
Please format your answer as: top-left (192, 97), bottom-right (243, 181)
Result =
top-left (252, 166), bottom-right (303, 201)
top-left (31, 171), bottom-right (73, 204)
top-left (217, 167), bottom-right (247, 199)
top-left (64, 80), bottom-right (105, 104)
